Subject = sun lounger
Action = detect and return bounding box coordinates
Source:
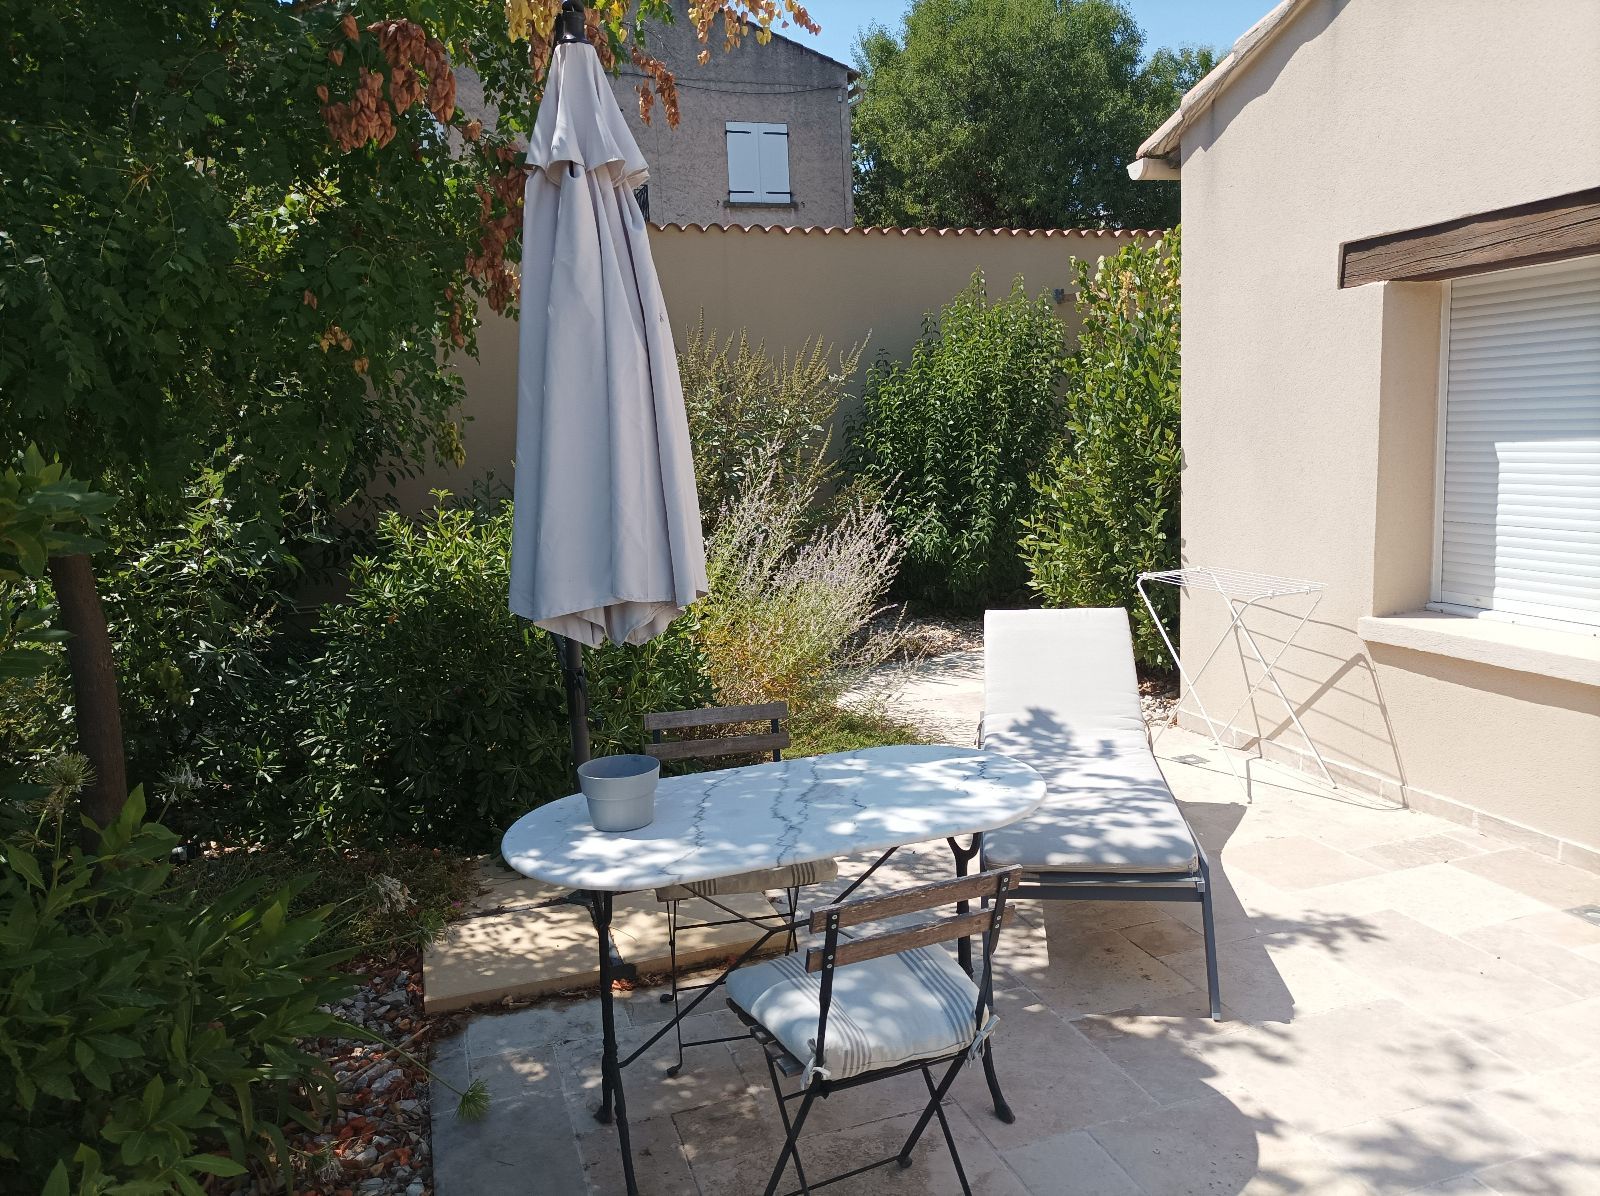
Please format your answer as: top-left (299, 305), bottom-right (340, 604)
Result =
top-left (980, 608), bottom-right (1222, 1019)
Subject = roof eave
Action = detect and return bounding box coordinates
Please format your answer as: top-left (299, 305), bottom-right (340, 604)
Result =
top-left (1129, 0), bottom-right (1312, 179)
top-left (1127, 154), bottom-right (1181, 182)
top-left (764, 26), bottom-right (858, 80)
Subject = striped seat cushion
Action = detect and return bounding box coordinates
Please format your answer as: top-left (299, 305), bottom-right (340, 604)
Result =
top-left (725, 945), bottom-right (981, 1082)
top-left (654, 858), bottom-right (838, 903)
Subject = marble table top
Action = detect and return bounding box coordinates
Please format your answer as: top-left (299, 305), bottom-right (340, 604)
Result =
top-left (501, 744), bottom-right (1046, 893)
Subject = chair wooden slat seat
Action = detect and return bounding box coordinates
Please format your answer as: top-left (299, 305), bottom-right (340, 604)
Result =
top-left (728, 867), bottom-right (1022, 1196)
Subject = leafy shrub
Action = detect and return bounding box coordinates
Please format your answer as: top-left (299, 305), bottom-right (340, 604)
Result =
top-left (0, 464), bottom-right (339, 843)
top-left (0, 790), bottom-right (353, 1195)
top-left (679, 319), bottom-right (864, 519)
top-left (788, 706), bottom-right (929, 758)
top-left (103, 485), bottom-right (318, 841)
top-left (1023, 231), bottom-right (1181, 664)
top-left (293, 501), bottom-right (709, 850)
top-left (699, 452), bottom-right (905, 716)
top-left (849, 272), bottom-right (1067, 609)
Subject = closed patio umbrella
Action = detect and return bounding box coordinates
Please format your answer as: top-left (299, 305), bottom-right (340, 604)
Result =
top-left (511, 2), bottom-right (707, 763)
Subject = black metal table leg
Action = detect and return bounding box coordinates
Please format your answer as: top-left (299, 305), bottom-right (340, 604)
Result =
top-left (587, 890), bottom-right (639, 1195)
top-left (946, 833), bottom-right (981, 976)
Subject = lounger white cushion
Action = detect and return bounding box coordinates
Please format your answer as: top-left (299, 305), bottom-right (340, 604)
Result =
top-left (980, 608), bottom-right (1199, 876)
top-left (726, 945), bottom-right (980, 1081)
top-left (654, 858), bottom-right (838, 903)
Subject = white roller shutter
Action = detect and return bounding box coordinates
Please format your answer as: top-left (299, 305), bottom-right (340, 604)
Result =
top-left (1437, 254), bottom-right (1600, 631)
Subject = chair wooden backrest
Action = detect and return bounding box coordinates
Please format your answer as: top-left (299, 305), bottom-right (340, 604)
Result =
top-left (803, 866), bottom-right (1020, 1078)
top-left (644, 702), bottom-right (789, 764)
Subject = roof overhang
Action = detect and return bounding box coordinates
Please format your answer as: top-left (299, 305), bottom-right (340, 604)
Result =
top-left (1126, 0), bottom-right (1312, 181)
top-left (1127, 155), bottom-right (1180, 182)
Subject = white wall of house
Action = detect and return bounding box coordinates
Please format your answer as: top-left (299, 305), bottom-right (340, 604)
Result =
top-left (1173, 0), bottom-right (1600, 863)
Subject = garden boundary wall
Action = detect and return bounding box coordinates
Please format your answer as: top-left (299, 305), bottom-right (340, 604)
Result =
top-left (391, 223), bottom-right (1162, 508)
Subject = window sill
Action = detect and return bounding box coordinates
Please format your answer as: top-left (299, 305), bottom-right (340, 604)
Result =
top-left (725, 199), bottom-right (797, 208)
top-left (1359, 610), bottom-right (1600, 688)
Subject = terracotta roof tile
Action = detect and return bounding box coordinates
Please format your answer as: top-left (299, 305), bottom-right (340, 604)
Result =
top-left (650, 223), bottom-right (1166, 237)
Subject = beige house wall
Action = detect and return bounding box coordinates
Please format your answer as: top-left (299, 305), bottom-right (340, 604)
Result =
top-left (397, 224), bottom-right (1155, 507)
top-left (1173, 0), bottom-right (1600, 863)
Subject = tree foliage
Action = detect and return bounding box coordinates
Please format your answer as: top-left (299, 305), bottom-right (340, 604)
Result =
top-left (1024, 230), bottom-right (1181, 664)
top-left (852, 0), bottom-right (1215, 229)
top-left (0, 0), bottom-right (821, 525)
top-left (0, 0), bottom-right (819, 832)
top-left (5, 0), bottom-right (496, 525)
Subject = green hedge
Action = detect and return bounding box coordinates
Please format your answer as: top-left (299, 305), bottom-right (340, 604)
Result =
top-left (849, 273), bottom-right (1067, 609)
top-left (1024, 230), bottom-right (1182, 665)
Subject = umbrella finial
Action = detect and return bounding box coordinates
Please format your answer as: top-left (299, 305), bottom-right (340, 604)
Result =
top-left (554, 0), bottom-right (588, 44)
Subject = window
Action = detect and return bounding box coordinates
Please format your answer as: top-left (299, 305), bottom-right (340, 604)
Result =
top-left (725, 122), bottom-right (791, 205)
top-left (1433, 254), bottom-right (1600, 632)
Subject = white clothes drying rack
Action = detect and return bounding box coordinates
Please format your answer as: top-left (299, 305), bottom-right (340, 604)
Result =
top-left (1136, 567), bottom-right (1335, 789)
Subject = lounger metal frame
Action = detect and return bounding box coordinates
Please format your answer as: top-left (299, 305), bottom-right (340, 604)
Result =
top-left (1005, 841), bottom-right (1223, 1020)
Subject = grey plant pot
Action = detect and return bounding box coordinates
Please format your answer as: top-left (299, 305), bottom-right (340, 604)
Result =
top-left (578, 754), bottom-right (660, 832)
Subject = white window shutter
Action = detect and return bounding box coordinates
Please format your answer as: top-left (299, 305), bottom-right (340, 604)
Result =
top-left (725, 123), bottom-right (760, 201)
top-left (757, 125), bottom-right (791, 201)
top-left (1439, 254), bottom-right (1600, 630)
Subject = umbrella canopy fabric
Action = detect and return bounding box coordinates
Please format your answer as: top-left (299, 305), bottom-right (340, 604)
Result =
top-left (510, 39), bottom-right (706, 648)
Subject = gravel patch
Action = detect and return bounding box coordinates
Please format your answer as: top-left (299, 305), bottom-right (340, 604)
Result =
top-left (864, 611), bottom-right (1179, 739)
top-left (1139, 675), bottom-right (1178, 728)
top-left (222, 951), bottom-right (458, 1196)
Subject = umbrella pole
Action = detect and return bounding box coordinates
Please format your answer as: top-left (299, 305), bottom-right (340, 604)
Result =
top-left (558, 634), bottom-right (592, 767)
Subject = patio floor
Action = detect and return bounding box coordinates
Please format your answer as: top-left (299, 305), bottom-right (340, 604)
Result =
top-left (427, 727), bottom-right (1600, 1195)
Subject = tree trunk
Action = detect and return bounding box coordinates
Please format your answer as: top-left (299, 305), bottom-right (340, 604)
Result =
top-left (46, 553), bottom-right (127, 830)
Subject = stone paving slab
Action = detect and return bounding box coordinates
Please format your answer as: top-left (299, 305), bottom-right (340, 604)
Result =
top-left (422, 889), bottom-right (778, 1013)
top-left (429, 723), bottom-right (1600, 1195)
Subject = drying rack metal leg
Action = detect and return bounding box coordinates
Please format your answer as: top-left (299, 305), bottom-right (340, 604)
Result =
top-left (1220, 592), bottom-right (1336, 788)
top-left (1137, 570), bottom-right (1338, 795)
top-left (1137, 576), bottom-right (1245, 788)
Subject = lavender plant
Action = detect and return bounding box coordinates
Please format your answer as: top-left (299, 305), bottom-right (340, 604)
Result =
top-left (698, 450), bottom-right (906, 715)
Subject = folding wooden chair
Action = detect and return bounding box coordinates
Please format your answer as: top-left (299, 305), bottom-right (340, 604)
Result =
top-left (646, 702), bottom-right (839, 1076)
top-left (726, 866), bottom-right (1021, 1196)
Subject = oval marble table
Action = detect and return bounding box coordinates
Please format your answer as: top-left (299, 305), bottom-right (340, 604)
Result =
top-left (500, 744), bottom-right (1046, 1194)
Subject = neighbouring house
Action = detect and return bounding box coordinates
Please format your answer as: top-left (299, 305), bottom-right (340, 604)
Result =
top-left (1128, 0), bottom-right (1600, 867)
top-left (453, 4), bottom-right (856, 228)
top-left (612, 0), bottom-right (856, 228)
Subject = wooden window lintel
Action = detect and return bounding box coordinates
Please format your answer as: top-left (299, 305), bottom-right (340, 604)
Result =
top-left (1340, 185), bottom-right (1600, 288)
